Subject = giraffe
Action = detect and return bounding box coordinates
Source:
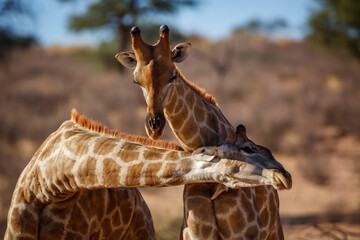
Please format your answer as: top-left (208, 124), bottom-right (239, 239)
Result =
top-left (116, 25), bottom-right (292, 239)
top-left (5, 109), bottom-right (291, 240)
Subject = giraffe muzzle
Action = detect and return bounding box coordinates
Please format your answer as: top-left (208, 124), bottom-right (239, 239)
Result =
top-left (145, 112), bottom-right (166, 139)
top-left (272, 169), bottom-right (292, 190)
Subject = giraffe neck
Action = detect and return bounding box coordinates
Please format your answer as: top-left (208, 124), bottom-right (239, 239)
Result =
top-left (164, 71), bottom-right (236, 151)
top-left (165, 67), bottom-right (282, 240)
top-left (27, 120), bottom-right (238, 202)
top-left (20, 117), bottom-right (265, 204)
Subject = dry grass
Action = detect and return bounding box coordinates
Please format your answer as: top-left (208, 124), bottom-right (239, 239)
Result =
top-left (0, 37), bottom-right (359, 238)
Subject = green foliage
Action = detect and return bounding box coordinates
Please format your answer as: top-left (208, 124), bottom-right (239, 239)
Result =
top-left (306, 0), bottom-right (360, 58)
top-left (0, 0), bottom-right (32, 26)
top-left (0, 0), bottom-right (35, 58)
top-left (69, 2), bottom-right (111, 31)
top-left (63, 0), bottom-right (198, 33)
top-left (0, 29), bottom-right (35, 52)
top-left (232, 18), bottom-right (288, 37)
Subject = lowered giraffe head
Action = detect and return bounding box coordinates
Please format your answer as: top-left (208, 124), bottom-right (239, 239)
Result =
top-left (232, 124), bottom-right (292, 189)
top-left (194, 124), bottom-right (292, 190)
top-left (116, 25), bottom-right (191, 139)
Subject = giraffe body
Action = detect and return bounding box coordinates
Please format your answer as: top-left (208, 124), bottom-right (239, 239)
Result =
top-left (116, 25), bottom-right (292, 239)
top-left (5, 120), bottom-right (155, 240)
top-left (5, 110), bottom-right (290, 239)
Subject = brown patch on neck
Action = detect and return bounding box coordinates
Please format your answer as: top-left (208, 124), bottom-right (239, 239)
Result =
top-left (71, 109), bottom-right (183, 151)
top-left (173, 63), bottom-right (219, 107)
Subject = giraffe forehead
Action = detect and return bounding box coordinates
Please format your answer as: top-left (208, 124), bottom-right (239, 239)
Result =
top-left (133, 38), bottom-right (173, 83)
top-left (134, 41), bottom-right (171, 63)
top-left (154, 42), bottom-right (171, 60)
top-left (136, 60), bottom-right (173, 88)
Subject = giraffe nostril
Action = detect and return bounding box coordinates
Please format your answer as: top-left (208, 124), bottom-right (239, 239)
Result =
top-left (147, 113), bottom-right (164, 132)
top-left (155, 116), bottom-right (162, 129)
top-left (148, 119), bottom-right (153, 128)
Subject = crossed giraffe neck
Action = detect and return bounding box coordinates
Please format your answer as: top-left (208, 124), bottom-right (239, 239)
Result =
top-left (5, 110), bottom-right (288, 239)
top-left (116, 25), bottom-right (292, 240)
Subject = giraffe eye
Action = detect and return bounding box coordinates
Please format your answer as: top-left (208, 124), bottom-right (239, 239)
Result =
top-left (169, 75), bottom-right (177, 83)
top-left (242, 147), bottom-right (255, 154)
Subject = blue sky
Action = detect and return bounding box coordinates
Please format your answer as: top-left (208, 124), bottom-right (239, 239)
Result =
top-left (28, 0), bottom-right (316, 46)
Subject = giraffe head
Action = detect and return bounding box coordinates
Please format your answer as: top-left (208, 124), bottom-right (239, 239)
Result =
top-left (234, 124), bottom-right (292, 189)
top-left (193, 124), bottom-right (292, 190)
top-left (116, 25), bottom-right (191, 139)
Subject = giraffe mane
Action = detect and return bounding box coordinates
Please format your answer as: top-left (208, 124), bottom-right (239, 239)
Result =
top-left (71, 109), bottom-right (183, 151)
top-left (173, 63), bottom-right (219, 107)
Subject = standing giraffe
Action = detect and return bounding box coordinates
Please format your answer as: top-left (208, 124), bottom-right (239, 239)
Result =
top-left (5, 109), bottom-right (291, 240)
top-left (116, 25), bottom-right (291, 239)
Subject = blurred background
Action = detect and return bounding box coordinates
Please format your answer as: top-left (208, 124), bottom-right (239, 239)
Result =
top-left (1, 0), bottom-right (359, 239)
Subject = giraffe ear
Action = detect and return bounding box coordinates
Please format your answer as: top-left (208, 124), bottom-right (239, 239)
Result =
top-left (115, 51), bottom-right (137, 68)
top-left (171, 43), bottom-right (191, 63)
top-left (236, 124), bottom-right (248, 139)
top-left (192, 146), bottom-right (219, 162)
